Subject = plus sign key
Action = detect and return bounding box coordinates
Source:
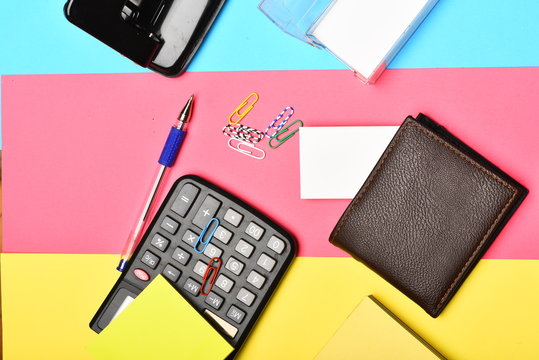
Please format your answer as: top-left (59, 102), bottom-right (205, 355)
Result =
top-left (192, 195), bottom-right (222, 229)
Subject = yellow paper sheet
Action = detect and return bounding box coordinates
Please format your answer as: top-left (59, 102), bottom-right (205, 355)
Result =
top-left (86, 275), bottom-right (233, 360)
top-left (2, 254), bottom-right (539, 360)
top-left (315, 296), bottom-right (444, 359)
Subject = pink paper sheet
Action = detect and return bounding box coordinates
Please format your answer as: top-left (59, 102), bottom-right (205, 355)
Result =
top-left (2, 69), bottom-right (538, 258)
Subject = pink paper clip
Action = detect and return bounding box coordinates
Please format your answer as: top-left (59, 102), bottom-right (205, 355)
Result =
top-left (227, 138), bottom-right (266, 160)
top-left (228, 92), bottom-right (259, 125)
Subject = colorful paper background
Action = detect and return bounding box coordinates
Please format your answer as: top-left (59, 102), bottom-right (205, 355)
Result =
top-left (2, 0), bottom-right (539, 359)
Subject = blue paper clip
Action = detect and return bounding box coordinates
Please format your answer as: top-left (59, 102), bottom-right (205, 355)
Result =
top-left (265, 106), bottom-right (294, 139)
top-left (194, 217), bottom-right (220, 253)
top-left (269, 119), bottom-right (304, 149)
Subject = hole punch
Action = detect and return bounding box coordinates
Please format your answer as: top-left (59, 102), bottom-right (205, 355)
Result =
top-left (228, 93), bottom-right (260, 125)
top-left (269, 120), bottom-right (304, 149)
top-left (200, 257), bottom-right (222, 295)
top-left (265, 106), bottom-right (294, 139)
top-left (227, 138), bottom-right (266, 160)
top-left (195, 217), bottom-right (220, 253)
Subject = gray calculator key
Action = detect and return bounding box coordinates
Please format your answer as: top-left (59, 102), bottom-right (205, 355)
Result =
top-left (257, 253), bottom-right (276, 272)
top-left (192, 195), bottom-right (222, 229)
top-left (172, 247), bottom-right (191, 265)
top-left (247, 270), bottom-right (266, 289)
top-left (205, 292), bottom-right (224, 310)
top-left (227, 305), bottom-right (246, 324)
top-left (171, 183), bottom-right (200, 217)
top-left (203, 243), bottom-right (223, 259)
top-left (162, 264), bottom-right (181, 283)
top-left (193, 260), bottom-right (208, 277)
top-left (213, 226), bottom-right (232, 244)
top-left (160, 216), bottom-right (179, 234)
top-left (225, 257), bottom-right (244, 275)
top-left (224, 208), bottom-right (243, 227)
top-left (235, 239), bottom-right (254, 258)
top-left (150, 234), bottom-right (170, 252)
top-left (245, 221), bottom-right (265, 240)
top-left (215, 274), bottom-right (234, 293)
top-left (182, 230), bottom-right (198, 246)
top-left (236, 288), bottom-right (256, 307)
top-left (183, 278), bottom-right (201, 296)
top-left (267, 235), bottom-right (286, 254)
top-left (141, 251), bottom-right (160, 269)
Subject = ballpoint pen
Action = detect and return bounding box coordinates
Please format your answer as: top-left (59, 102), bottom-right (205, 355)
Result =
top-left (117, 95), bottom-right (194, 272)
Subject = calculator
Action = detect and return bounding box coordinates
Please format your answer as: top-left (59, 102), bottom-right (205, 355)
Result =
top-left (90, 175), bottom-right (297, 353)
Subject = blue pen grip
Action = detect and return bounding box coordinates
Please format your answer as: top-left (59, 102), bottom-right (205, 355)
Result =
top-left (159, 127), bottom-right (187, 167)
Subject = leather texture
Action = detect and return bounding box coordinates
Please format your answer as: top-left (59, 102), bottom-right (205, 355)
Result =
top-left (329, 114), bottom-right (528, 317)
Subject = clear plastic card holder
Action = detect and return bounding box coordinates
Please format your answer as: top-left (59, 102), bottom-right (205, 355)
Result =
top-left (258, 0), bottom-right (334, 47)
top-left (259, 0), bottom-right (439, 84)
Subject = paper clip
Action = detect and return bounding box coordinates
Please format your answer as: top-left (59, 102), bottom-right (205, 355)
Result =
top-left (269, 119), bottom-right (304, 149)
top-left (265, 106), bottom-right (294, 139)
top-left (200, 257), bottom-right (222, 295)
top-left (228, 92), bottom-right (259, 125)
top-left (222, 124), bottom-right (264, 143)
top-left (227, 138), bottom-right (266, 160)
top-left (194, 217), bottom-right (220, 253)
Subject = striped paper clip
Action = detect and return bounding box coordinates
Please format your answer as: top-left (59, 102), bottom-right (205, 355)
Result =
top-left (228, 92), bottom-right (259, 125)
top-left (265, 106), bottom-right (294, 139)
top-left (222, 124), bottom-right (264, 143)
top-left (269, 119), bottom-right (304, 149)
top-left (200, 257), bottom-right (222, 295)
top-left (194, 217), bottom-right (220, 253)
top-left (227, 138), bottom-right (266, 160)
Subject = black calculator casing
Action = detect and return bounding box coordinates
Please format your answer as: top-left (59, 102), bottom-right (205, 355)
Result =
top-left (90, 175), bottom-right (297, 354)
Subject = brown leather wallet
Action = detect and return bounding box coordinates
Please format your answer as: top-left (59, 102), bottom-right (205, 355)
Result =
top-left (329, 114), bottom-right (528, 317)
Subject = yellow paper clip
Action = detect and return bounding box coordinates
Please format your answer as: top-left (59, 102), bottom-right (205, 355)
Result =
top-left (228, 92), bottom-right (259, 125)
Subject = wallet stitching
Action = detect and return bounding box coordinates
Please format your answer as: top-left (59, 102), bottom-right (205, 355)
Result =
top-left (331, 120), bottom-right (518, 312)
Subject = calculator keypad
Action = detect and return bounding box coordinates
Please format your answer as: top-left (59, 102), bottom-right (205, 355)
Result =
top-left (92, 176), bottom-right (296, 351)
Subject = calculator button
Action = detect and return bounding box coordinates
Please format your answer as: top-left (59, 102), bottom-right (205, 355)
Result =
top-left (247, 270), bottom-right (266, 289)
top-left (225, 257), bottom-right (244, 275)
top-left (215, 274), bottom-right (235, 293)
top-left (141, 251), bottom-right (160, 269)
top-left (267, 235), bottom-right (286, 254)
top-left (133, 268), bottom-right (150, 282)
top-left (171, 183), bottom-right (200, 217)
top-left (162, 264), bottom-right (181, 283)
top-left (245, 222), bottom-right (265, 240)
top-left (224, 208), bottom-right (243, 227)
top-left (237, 288), bottom-right (256, 306)
top-left (213, 226), bottom-right (232, 245)
top-left (204, 310), bottom-right (238, 338)
top-left (193, 260), bottom-right (208, 277)
top-left (160, 216), bottom-right (179, 235)
top-left (227, 305), bottom-right (246, 324)
top-left (205, 292), bottom-right (224, 310)
top-left (183, 278), bottom-right (201, 296)
top-left (192, 195), bottom-right (222, 229)
top-left (235, 239), bottom-right (254, 258)
top-left (150, 234), bottom-right (170, 252)
top-left (257, 253), bottom-right (276, 272)
top-left (172, 247), bottom-right (191, 265)
top-left (182, 230), bottom-right (198, 246)
top-left (203, 243), bottom-right (223, 259)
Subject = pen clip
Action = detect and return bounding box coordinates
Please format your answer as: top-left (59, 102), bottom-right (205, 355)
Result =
top-left (228, 92), bottom-right (259, 125)
top-left (200, 257), bottom-right (222, 295)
